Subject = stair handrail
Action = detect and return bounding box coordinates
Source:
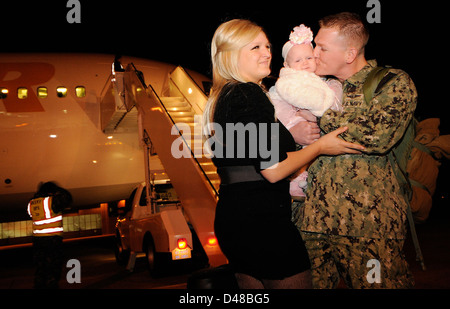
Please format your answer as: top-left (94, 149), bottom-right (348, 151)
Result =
top-left (126, 63), bottom-right (219, 199)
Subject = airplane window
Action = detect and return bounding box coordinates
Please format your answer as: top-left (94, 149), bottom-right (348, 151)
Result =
top-left (17, 88), bottom-right (28, 99)
top-left (75, 86), bottom-right (86, 98)
top-left (0, 88), bottom-right (8, 99)
top-left (56, 87), bottom-right (68, 98)
top-left (37, 87), bottom-right (48, 98)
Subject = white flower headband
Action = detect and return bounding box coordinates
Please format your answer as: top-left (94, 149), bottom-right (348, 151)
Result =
top-left (282, 24), bottom-right (314, 60)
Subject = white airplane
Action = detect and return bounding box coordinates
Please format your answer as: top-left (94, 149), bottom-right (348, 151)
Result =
top-left (0, 53), bottom-right (211, 215)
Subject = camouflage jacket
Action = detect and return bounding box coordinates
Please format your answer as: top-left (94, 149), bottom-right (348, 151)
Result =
top-left (299, 60), bottom-right (418, 239)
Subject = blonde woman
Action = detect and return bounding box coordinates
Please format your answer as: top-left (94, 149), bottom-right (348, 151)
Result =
top-left (203, 19), bottom-right (364, 289)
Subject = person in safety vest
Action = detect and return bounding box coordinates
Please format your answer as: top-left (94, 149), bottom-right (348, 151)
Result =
top-left (27, 182), bottom-right (72, 289)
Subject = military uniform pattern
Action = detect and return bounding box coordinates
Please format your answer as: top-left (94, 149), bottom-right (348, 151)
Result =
top-left (300, 230), bottom-right (414, 289)
top-left (294, 60), bottom-right (417, 288)
top-left (298, 60), bottom-right (418, 240)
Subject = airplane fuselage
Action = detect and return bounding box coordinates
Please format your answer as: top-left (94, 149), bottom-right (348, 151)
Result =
top-left (0, 53), bottom-right (204, 214)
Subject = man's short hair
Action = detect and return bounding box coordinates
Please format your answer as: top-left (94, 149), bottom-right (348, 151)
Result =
top-left (319, 12), bottom-right (369, 54)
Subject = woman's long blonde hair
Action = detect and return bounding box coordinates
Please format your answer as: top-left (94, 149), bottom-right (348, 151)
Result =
top-left (203, 19), bottom-right (264, 134)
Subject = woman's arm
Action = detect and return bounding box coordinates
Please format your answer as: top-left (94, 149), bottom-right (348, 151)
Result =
top-left (260, 126), bottom-right (364, 183)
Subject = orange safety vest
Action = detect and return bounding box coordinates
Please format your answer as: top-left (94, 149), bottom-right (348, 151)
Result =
top-left (27, 196), bottom-right (63, 237)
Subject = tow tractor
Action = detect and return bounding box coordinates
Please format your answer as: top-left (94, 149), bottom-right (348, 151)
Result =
top-left (114, 180), bottom-right (208, 276)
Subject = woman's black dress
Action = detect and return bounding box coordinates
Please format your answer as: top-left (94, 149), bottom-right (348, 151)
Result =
top-left (212, 82), bottom-right (310, 280)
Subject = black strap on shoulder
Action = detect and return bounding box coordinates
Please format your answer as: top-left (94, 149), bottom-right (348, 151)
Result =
top-left (375, 72), bottom-right (397, 93)
top-left (363, 66), bottom-right (397, 104)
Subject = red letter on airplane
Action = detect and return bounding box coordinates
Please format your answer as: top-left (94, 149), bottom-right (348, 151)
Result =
top-left (0, 62), bottom-right (55, 113)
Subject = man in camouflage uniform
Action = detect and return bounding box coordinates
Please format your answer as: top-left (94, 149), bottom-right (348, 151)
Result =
top-left (293, 12), bottom-right (417, 288)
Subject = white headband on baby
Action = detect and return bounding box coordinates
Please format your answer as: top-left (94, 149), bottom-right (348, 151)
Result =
top-left (282, 24), bottom-right (314, 60)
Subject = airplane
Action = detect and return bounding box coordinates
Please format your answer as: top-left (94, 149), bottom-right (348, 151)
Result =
top-left (0, 53), bottom-right (212, 218)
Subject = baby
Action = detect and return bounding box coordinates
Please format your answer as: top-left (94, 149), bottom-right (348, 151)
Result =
top-left (269, 24), bottom-right (343, 198)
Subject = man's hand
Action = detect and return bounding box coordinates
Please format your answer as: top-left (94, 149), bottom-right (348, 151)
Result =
top-left (289, 120), bottom-right (321, 146)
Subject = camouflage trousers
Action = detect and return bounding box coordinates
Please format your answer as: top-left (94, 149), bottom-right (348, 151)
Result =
top-left (292, 200), bottom-right (414, 289)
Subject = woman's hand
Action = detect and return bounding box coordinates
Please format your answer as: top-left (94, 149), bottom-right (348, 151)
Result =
top-left (315, 126), bottom-right (365, 155)
top-left (261, 127), bottom-right (364, 184)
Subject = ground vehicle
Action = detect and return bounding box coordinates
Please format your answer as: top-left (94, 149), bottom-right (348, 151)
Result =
top-left (115, 182), bottom-right (200, 276)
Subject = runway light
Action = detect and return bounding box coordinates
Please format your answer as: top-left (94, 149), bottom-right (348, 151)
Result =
top-left (177, 238), bottom-right (188, 250)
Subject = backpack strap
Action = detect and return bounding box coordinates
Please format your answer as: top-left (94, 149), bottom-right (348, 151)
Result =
top-left (363, 66), bottom-right (397, 104)
top-left (363, 66), bottom-right (427, 270)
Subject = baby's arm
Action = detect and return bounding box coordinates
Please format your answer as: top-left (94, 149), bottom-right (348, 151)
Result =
top-left (269, 86), bottom-right (306, 129)
top-left (276, 69), bottom-right (335, 117)
top-left (325, 78), bottom-right (343, 112)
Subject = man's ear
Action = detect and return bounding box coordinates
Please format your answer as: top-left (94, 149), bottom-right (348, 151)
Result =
top-left (345, 47), bottom-right (358, 64)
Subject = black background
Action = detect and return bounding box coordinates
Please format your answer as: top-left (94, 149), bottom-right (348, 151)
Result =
top-left (0, 0), bottom-right (443, 123)
top-left (1, 0), bottom-right (449, 203)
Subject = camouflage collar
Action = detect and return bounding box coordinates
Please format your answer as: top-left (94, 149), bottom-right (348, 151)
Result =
top-left (345, 59), bottom-right (378, 87)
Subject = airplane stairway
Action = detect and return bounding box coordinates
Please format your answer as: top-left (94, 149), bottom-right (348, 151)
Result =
top-left (117, 64), bottom-right (225, 266)
top-left (161, 96), bottom-right (221, 191)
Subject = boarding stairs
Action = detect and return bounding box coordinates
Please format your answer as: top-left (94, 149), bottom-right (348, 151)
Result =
top-left (100, 64), bottom-right (225, 266)
top-left (159, 95), bottom-right (220, 192)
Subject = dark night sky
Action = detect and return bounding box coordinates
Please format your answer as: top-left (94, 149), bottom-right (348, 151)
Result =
top-left (0, 0), bottom-right (446, 127)
top-left (1, 1), bottom-right (444, 125)
top-left (2, 1), bottom-right (450, 212)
